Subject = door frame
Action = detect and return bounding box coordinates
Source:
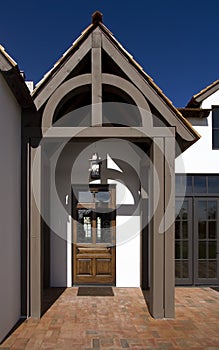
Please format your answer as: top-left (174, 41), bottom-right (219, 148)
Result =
top-left (194, 197), bottom-right (219, 285)
top-left (72, 184), bottom-right (116, 285)
top-left (175, 196), bottom-right (219, 285)
top-left (175, 197), bottom-right (193, 285)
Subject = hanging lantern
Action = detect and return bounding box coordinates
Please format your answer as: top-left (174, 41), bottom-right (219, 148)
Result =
top-left (89, 152), bottom-right (102, 179)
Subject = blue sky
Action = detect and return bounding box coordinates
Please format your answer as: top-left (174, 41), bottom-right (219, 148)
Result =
top-left (1, 1), bottom-right (218, 107)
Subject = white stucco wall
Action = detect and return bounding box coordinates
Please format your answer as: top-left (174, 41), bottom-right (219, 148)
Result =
top-left (175, 90), bottom-right (219, 174)
top-left (116, 216), bottom-right (140, 287)
top-left (108, 180), bottom-right (141, 287)
top-left (0, 75), bottom-right (21, 342)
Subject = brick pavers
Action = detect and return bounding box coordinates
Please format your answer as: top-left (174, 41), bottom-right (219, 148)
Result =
top-left (1, 287), bottom-right (219, 349)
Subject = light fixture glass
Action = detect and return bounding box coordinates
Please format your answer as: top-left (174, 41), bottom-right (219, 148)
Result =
top-left (89, 152), bottom-right (102, 179)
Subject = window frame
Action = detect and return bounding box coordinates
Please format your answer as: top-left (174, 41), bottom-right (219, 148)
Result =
top-left (212, 106), bottom-right (219, 150)
top-left (176, 174), bottom-right (219, 196)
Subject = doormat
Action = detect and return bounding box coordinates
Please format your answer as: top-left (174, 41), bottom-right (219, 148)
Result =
top-left (77, 287), bottom-right (114, 296)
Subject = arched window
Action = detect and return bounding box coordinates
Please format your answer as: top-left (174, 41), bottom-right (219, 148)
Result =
top-left (53, 85), bottom-right (91, 127)
top-left (102, 85), bottom-right (142, 127)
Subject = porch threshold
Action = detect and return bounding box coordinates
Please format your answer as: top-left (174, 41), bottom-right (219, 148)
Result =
top-left (77, 286), bottom-right (114, 296)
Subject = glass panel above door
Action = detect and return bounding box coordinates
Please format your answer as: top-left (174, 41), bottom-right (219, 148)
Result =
top-left (95, 191), bottom-right (111, 203)
top-left (78, 191), bottom-right (94, 203)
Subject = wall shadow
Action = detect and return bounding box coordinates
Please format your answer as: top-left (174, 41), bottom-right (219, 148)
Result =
top-left (42, 287), bottom-right (66, 316)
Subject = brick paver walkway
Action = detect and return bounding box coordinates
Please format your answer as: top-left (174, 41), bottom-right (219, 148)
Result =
top-left (1, 287), bottom-right (219, 349)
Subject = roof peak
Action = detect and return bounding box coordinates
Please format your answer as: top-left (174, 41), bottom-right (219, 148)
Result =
top-left (92, 11), bottom-right (103, 24)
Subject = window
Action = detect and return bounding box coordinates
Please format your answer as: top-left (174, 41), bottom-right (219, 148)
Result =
top-left (212, 107), bottom-right (219, 149)
top-left (194, 176), bottom-right (207, 193)
top-left (176, 175), bottom-right (219, 195)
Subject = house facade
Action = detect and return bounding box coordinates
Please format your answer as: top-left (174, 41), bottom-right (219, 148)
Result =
top-left (175, 83), bottom-right (219, 286)
top-left (0, 45), bottom-right (33, 343)
top-left (0, 11), bottom-right (218, 344)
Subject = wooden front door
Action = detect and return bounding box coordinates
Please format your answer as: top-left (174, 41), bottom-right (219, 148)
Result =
top-left (73, 185), bottom-right (116, 285)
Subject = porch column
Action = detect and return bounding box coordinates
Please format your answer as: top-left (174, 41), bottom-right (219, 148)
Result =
top-left (30, 139), bottom-right (42, 318)
top-left (149, 135), bottom-right (175, 318)
top-left (164, 136), bottom-right (175, 318)
top-left (150, 138), bottom-right (165, 318)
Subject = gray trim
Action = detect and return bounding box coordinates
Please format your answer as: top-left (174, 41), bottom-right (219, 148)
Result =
top-left (102, 34), bottom-right (197, 143)
top-left (150, 138), bottom-right (164, 318)
top-left (164, 137), bottom-right (175, 318)
top-left (30, 140), bottom-right (41, 318)
top-left (41, 72), bottom-right (153, 131)
top-left (196, 83), bottom-right (219, 103)
top-left (39, 127), bottom-right (175, 139)
top-left (92, 29), bottom-right (102, 126)
top-left (140, 160), bottom-right (149, 290)
top-left (149, 137), bottom-right (176, 318)
top-left (33, 36), bottom-right (92, 110)
top-left (101, 74), bottom-right (152, 127)
top-left (21, 139), bottom-right (30, 317)
top-left (42, 74), bottom-right (92, 129)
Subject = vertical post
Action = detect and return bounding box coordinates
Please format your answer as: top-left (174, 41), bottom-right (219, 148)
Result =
top-left (92, 29), bottom-right (102, 126)
top-left (21, 138), bottom-right (29, 317)
top-left (140, 160), bottom-right (149, 290)
top-left (30, 139), bottom-right (41, 318)
top-left (150, 138), bottom-right (165, 318)
top-left (164, 136), bottom-right (175, 318)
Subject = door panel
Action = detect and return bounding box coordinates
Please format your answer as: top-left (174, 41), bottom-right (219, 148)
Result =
top-left (175, 198), bottom-right (193, 285)
top-left (77, 259), bottom-right (92, 275)
top-left (175, 197), bottom-right (219, 285)
top-left (96, 259), bottom-right (111, 275)
top-left (194, 198), bottom-right (219, 284)
top-left (73, 185), bottom-right (116, 285)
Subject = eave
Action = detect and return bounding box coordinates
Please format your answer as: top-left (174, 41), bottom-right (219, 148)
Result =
top-left (0, 45), bottom-right (35, 110)
top-left (178, 108), bottom-right (211, 119)
top-left (186, 80), bottom-right (219, 108)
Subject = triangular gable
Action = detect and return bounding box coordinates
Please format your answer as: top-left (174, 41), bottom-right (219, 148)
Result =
top-left (187, 79), bottom-right (219, 107)
top-left (33, 11), bottom-right (199, 144)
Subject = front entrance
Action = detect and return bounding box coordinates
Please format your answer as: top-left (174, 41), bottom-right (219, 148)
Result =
top-left (175, 197), bottom-right (219, 285)
top-left (72, 185), bottom-right (116, 285)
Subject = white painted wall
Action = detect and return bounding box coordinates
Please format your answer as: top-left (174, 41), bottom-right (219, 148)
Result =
top-left (0, 74), bottom-right (21, 343)
top-left (176, 90), bottom-right (219, 174)
top-left (108, 179), bottom-right (141, 287)
top-left (116, 216), bottom-right (140, 287)
top-left (49, 142), bottom-right (141, 287)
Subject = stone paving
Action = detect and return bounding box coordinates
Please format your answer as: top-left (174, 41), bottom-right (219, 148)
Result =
top-left (1, 287), bottom-right (219, 350)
